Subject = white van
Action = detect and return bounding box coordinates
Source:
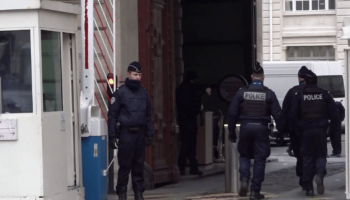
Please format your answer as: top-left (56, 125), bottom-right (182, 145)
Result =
top-left (262, 61), bottom-right (345, 144)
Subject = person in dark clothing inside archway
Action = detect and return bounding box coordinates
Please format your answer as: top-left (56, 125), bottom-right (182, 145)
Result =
top-left (176, 70), bottom-right (203, 176)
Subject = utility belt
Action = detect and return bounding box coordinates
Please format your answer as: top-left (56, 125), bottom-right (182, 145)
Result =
top-left (241, 122), bottom-right (269, 126)
top-left (121, 126), bottom-right (145, 133)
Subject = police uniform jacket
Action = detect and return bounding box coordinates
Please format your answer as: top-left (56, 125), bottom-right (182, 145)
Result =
top-left (290, 84), bottom-right (339, 130)
top-left (280, 82), bottom-right (305, 133)
top-left (228, 80), bottom-right (282, 132)
top-left (108, 80), bottom-right (153, 139)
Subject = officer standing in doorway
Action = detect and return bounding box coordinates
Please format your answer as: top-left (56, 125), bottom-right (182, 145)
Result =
top-left (290, 69), bottom-right (338, 196)
top-left (108, 61), bottom-right (153, 200)
top-left (176, 70), bottom-right (203, 176)
top-left (228, 62), bottom-right (283, 200)
top-left (280, 66), bottom-right (308, 190)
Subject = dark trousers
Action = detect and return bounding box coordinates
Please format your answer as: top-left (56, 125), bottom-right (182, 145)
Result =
top-left (290, 131), bottom-right (303, 186)
top-left (178, 117), bottom-right (199, 171)
top-left (116, 130), bottom-right (146, 192)
top-left (330, 122), bottom-right (342, 155)
top-left (300, 128), bottom-right (327, 182)
top-left (238, 124), bottom-right (270, 192)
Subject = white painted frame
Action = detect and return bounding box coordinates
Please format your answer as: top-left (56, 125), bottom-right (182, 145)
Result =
top-left (284, 0), bottom-right (334, 12)
top-left (0, 27), bottom-right (37, 117)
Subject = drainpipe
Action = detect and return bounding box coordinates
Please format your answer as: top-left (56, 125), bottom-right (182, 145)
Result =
top-left (270, 0), bottom-right (273, 61)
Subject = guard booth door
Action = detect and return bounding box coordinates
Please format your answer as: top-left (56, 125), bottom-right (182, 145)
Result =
top-left (41, 30), bottom-right (79, 189)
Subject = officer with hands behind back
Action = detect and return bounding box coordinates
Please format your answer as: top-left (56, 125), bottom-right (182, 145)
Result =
top-left (290, 69), bottom-right (339, 197)
top-left (108, 61), bottom-right (153, 200)
top-left (228, 62), bottom-right (283, 200)
top-left (280, 66), bottom-right (308, 189)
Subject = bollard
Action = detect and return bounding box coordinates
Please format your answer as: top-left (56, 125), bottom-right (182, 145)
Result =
top-left (224, 124), bottom-right (240, 193)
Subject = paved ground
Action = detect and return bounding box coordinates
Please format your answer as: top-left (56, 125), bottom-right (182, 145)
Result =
top-left (108, 135), bottom-right (347, 200)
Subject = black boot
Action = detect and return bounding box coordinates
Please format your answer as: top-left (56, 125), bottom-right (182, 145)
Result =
top-left (133, 189), bottom-right (144, 200)
top-left (315, 173), bottom-right (325, 195)
top-left (116, 187), bottom-right (127, 200)
top-left (250, 191), bottom-right (265, 200)
top-left (305, 181), bottom-right (314, 196)
top-left (239, 177), bottom-right (249, 197)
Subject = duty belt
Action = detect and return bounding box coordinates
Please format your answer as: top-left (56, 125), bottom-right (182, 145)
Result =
top-left (241, 122), bottom-right (268, 126)
top-left (121, 126), bottom-right (145, 132)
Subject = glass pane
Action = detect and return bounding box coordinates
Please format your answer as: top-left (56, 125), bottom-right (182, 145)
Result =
top-left (287, 47), bottom-right (295, 58)
top-left (0, 30), bottom-right (33, 113)
top-left (285, 0), bottom-right (293, 11)
top-left (319, 46), bottom-right (327, 57)
top-left (317, 76), bottom-right (345, 98)
top-left (329, 0), bottom-right (335, 9)
top-left (312, 0), bottom-right (319, 10)
top-left (329, 46), bottom-right (335, 57)
top-left (319, 0), bottom-right (325, 10)
top-left (313, 46), bottom-right (320, 57)
top-left (303, 0), bottom-right (310, 10)
top-left (301, 47), bottom-right (311, 57)
top-left (296, 1), bottom-right (303, 10)
top-left (41, 30), bottom-right (63, 112)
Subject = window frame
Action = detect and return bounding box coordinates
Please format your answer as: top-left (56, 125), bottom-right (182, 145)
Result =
top-left (0, 28), bottom-right (36, 116)
top-left (284, 0), bottom-right (334, 12)
top-left (286, 46), bottom-right (336, 61)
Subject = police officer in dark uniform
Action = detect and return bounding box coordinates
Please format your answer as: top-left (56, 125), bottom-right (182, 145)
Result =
top-left (280, 66), bottom-right (308, 189)
top-left (108, 61), bottom-right (153, 200)
top-left (176, 70), bottom-right (203, 176)
top-left (228, 62), bottom-right (283, 200)
top-left (329, 101), bottom-right (345, 157)
top-left (290, 69), bottom-right (338, 196)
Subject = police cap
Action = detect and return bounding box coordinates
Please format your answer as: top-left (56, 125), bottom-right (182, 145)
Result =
top-left (128, 61), bottom-right (142, 73)
top-left (253, 61), bottom-right (264, 74)
top-left (304, 69), bottom-right (317, 84)
top-left (298, 66), bottom-right (308, 78)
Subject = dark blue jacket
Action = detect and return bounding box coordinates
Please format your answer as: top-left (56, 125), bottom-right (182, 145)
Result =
top-left (228, 80), bottom-right (282, 132)
top-left (107, 81), bottom-right (153, 138)
top-left (335, 101), bottom-right (345, 121)
top-left (280, 82), bottom-right (305, 133)
top-left (290, 84), bottom-right (339, 130)
top-left (176, 81), bottom-right (201, 119)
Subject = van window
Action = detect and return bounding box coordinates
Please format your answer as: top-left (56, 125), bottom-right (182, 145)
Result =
top-left (317, 75), bottom-right (345, 98)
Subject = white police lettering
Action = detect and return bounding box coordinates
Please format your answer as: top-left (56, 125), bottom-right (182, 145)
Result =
top-left (303, 94), bottom-right (323, 101)
top-left (244, 92), bottom-right (266, 101)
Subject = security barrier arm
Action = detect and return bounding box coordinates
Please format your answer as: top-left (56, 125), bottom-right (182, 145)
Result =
top-left (80, 0), bottom-right (94, 136)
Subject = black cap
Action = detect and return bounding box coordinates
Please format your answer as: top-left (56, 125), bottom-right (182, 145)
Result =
top-left (304, 69), bottom-right (317, 84)
top-left (184, 70), bottom-right (198, 81)
top-left (298, 66), bottom-right (308, 78)
top-left (253, 61), bottom-right (264, 74)
top-left (128, 61), bottom-right (142, 73)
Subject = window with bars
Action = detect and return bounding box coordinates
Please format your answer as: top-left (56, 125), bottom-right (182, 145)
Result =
top-left (286, 46), bottom-right (335, 61)
top-left (285, 0), bottom-right (335, 11)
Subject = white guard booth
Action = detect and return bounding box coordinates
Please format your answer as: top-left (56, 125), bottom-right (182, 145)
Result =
top-left (0, 1), bottom-right (84, 199)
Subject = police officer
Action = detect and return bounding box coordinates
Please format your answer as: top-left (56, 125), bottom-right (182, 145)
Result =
top-left (176, 70), bottom-right (203, 176)
top-left (290, 69), bottom-right (338, 196)
top-left (329, 101), bottom-right (345, 157)
top-left (280, 66), bottom-right (308, 189)
top-left (108, 61), bottom-right (153, 200)
top-left (228, 62), bottom-right (283, 200)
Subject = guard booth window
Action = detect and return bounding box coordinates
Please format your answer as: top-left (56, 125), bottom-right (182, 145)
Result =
top-left (41, 30), bottom-right (63, 112)
top-left (0, 30), bottom-right (33, 113)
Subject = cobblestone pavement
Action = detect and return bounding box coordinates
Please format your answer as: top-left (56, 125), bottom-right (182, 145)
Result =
top-left (263, 162), bottom-right (345, 194)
